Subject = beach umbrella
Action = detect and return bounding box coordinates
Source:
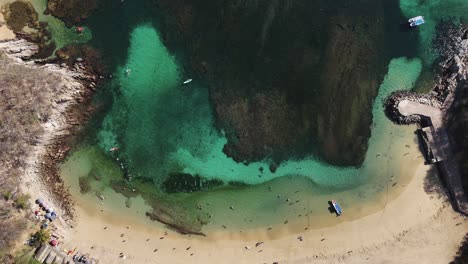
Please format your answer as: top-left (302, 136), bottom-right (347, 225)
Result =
top-left (47, 208), bottom-right (54, 213)
top-left (50, 240), bottom-right (58, 246)
top-left (36, 198), bottom-right (44, 205)
top-left (41, 223), bottom-right (48, 229)
top-left (45, 213), bottom-right (51, 219)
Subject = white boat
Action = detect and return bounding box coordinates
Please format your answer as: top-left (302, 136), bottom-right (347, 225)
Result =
top-left (408, 16), bottom-right (425, 27)
top-left (183, 78), bottom-right (193, 85)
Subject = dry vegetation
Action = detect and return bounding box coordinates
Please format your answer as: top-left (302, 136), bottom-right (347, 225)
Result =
top-left (0, 202), bottom-right (28, 262)
top-left (0, 51), bottom-right (65, 262)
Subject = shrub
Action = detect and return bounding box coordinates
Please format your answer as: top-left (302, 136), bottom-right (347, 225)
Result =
top-left (0, 208), bottom-right (27, 262)
top-left (33, 229), bottom-right (50, 246)
top-left (14, 194), bottom-right (30, 209)
top-left (2, 190), bottom-right (13, 201)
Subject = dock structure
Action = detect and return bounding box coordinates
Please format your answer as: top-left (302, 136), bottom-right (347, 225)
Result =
top-left (35, 244), bottom-right (52, 263)
top-left (44, 250), bottom-right (56, 264)
top-left (34, 244), bottom-right (77, 264)
top-left (398, 98), bottom-right (468, 215)
top-left (419, 126), bottom-right (450, 163)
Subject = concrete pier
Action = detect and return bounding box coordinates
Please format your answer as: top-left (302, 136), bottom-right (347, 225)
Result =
top-left (398, 99), bottom-right (468, 215)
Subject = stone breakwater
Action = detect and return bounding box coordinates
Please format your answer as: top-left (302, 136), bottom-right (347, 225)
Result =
top-left (384, 21), bottom-right (468, 125)
top-left (0, 38), bottom-right (102, 221)
top-left (383, 21), bottom-right (468, 215)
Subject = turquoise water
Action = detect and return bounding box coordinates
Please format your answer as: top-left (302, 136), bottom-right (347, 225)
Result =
top-left (62, 55), bottom-right (423, 230)
top-left (59, 0), bottom-right (466, 230)
top-left (399, 0), bottom-right (468, 64)
top-left (96, 22), bottom-right (422, 187)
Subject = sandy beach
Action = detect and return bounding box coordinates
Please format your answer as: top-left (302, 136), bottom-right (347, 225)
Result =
top-left (49, 162), bottom-right (465, 264)
top-left (0, 12), bottom-right (15, 41)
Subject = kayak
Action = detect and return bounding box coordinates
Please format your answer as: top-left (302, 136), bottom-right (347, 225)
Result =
top-left (332, 200), bottom-right (342, 216)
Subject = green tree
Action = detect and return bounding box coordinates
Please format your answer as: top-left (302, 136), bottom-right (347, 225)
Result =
top-left (32, 229), bottom-right (50, 246)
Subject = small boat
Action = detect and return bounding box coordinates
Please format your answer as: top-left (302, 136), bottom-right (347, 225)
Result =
top-left (332, 200), bottom-right (342, 216)
top-left (408, 16), bottom-right (425, 27)
top-left (109, 147), bottom-right (119, 152)
top-left (124, 68), bottom-right (131, 75)
top-left (183, 78), bottom-right (193, 85)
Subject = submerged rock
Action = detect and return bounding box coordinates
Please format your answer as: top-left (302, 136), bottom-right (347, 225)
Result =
top-left (46, 0), bottom-right (99, 26)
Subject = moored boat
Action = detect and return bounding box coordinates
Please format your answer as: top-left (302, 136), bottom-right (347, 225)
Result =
top-left (183, 78), bottom-right (193, 85)
top-left (408, 16), bottom-right (425, 27)
top-left (332, 199), bottom-right (342, 216)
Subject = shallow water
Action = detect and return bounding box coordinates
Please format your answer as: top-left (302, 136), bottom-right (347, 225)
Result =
top-left (59, 0), bottom-right (467, 231)
top-left (61, 56), bottom-right (424, 231)
top-left (30, 0), bottom-right (92, 51)
top-left (399, 0), bottom-right (468, 64)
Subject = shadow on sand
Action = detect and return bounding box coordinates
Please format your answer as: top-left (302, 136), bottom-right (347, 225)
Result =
top-left (327, 201), bottom-right (340, 216)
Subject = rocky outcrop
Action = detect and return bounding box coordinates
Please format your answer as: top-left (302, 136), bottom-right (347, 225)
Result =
top-left (46, 0), bottom-right (99, 26)
top-left (0, 39), bottom-right (39, 59)
top-left (384, 21), bottom-right (468, 125)
top-left (384, 21), bottom-right (468, 216)
top-left (0, 38), bottom-right (103, 220)
top-left (145, 211), bottom-right (206, 236)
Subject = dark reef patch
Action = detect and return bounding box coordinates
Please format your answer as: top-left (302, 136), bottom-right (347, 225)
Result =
top-left (152, 0), bottom-right (418, 166)
top-left (162, 173), bottom-right (224, 193)
top-left (78, 176), bottom-right (91, 194)
top-left (315, 12), bottom-right (385, 166)
top-left (46, 0), bottom-right (99, 26)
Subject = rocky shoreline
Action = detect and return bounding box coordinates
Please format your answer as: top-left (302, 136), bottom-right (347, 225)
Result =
top-left (384, 21), bottom-right (467, 125)
top-left (0, 37), bottom-right (104, 222)
top-left (383, 21), bottom-right (468, 216)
